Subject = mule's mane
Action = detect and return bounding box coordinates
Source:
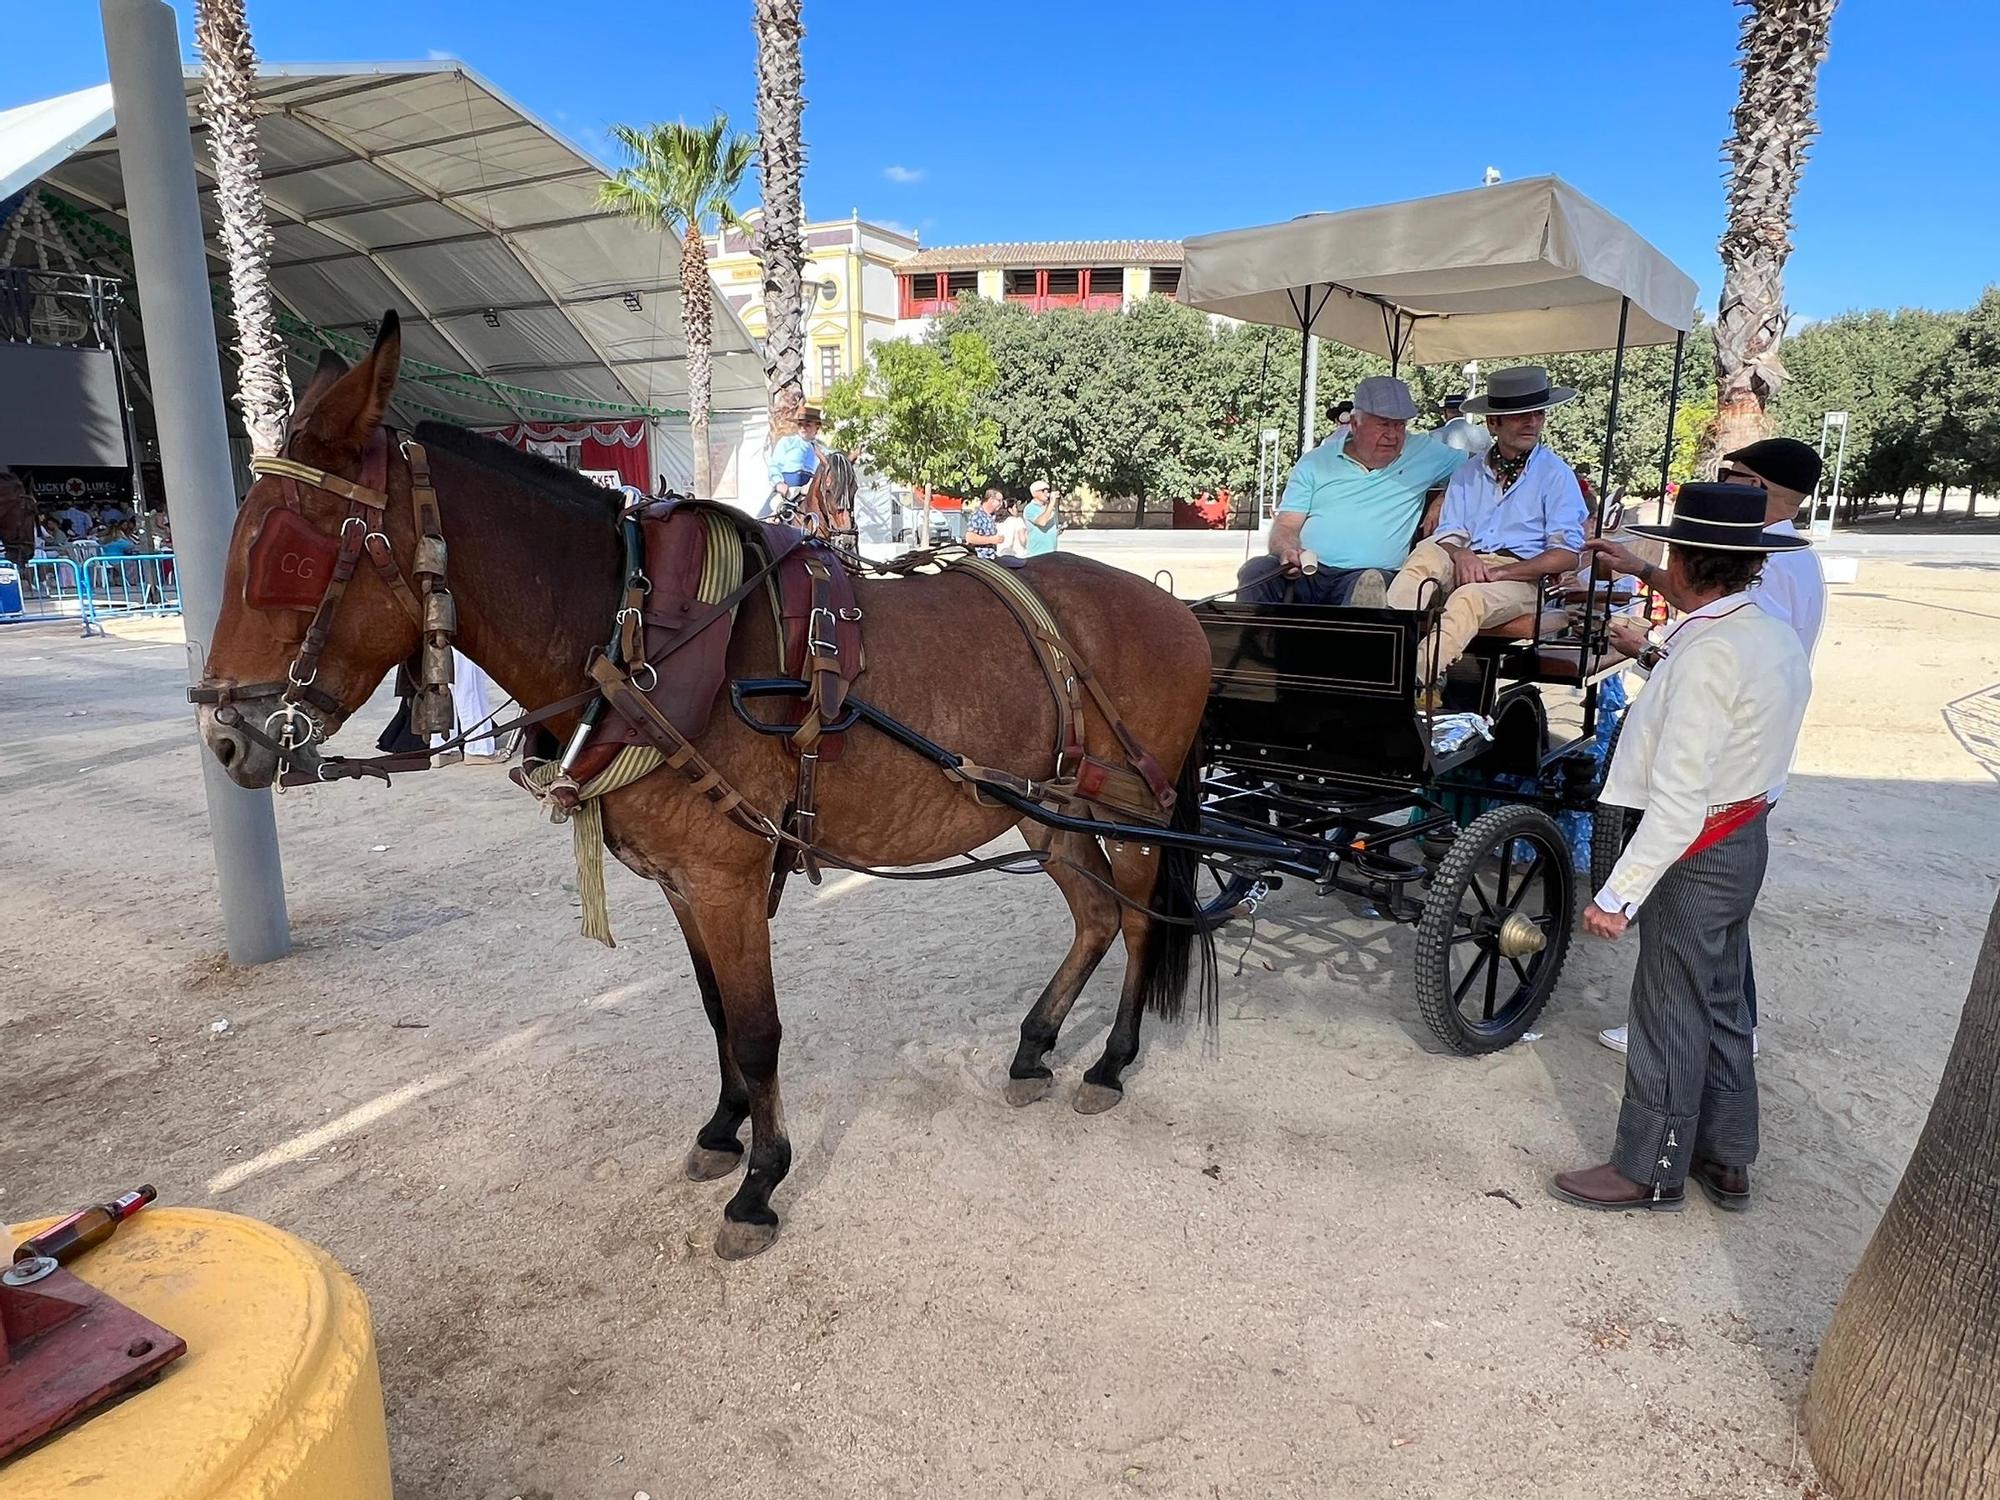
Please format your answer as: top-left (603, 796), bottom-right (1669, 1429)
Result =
top-left (412, 421), bottom-right (622, 526)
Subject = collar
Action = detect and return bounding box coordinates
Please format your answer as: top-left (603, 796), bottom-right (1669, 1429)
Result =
top-left (1766, 517), bottom-right (1800, 536)
top-left (1663, 587), bottom-right (1763, 647)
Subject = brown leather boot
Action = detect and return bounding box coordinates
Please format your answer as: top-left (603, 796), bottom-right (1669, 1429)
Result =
top-left (1691, 1159), bottom-right (1751, 1212)
top-left (1550, 1162), bottom-right (1685, 1212)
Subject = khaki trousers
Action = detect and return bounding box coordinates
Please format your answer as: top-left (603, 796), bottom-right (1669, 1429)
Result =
top-left (1386, 539), bottom-right (1540, 682)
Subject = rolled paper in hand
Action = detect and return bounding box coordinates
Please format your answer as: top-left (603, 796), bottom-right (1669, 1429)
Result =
top-left (1298, 549), bottom-right (1320, 576)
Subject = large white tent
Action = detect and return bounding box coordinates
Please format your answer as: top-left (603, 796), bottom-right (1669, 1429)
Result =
top-left (0, 60), bottom-right (767, 489)
top-left (1180, 176), bottom-right (1697, 364)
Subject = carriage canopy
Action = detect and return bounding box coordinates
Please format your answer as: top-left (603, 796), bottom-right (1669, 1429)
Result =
top-left (1179, 176), bottom-right (1698, 364)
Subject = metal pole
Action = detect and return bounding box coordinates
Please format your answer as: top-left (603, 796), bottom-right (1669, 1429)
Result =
top-left (1654, 328), bottom-right (1687, 523)
top-left (1580, 296), bottom-right (1632, 739)
top-left (102, 0), bottom-right (289, 966)
top-left (1300, 331), bottom-right (1318, 455)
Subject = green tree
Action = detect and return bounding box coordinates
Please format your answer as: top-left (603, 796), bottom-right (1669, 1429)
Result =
top-left (822, 332), bottom-right (1001, 510)
top-left (598, 114), bottom-right (755, 497)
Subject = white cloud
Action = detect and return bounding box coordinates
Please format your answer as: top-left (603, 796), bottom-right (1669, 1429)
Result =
top-left (882, 164), bottom-right (925, 184)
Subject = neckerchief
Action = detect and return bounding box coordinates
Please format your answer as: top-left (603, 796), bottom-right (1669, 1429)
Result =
top-left (1486, 442), bottom-right (1534, 492)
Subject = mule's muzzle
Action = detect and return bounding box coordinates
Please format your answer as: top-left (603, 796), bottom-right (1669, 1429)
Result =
top-left (196, 694), bottom-right (323, 789)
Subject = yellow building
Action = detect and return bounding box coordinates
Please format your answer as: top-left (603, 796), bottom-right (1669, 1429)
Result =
top-left (706, 211), bottom-right (919, 399)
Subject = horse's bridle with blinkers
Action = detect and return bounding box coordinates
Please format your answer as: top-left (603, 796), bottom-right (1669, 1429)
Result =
top-left (188, 427), bottom-right (458, 772)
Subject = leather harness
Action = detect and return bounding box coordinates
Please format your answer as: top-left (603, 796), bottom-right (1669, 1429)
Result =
top-left (192, 431), bottom-right (1175, 912)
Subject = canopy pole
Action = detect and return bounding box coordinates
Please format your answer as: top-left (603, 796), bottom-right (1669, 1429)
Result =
top-left (102, 0), bottom-right (291, 966)
top-left (1293, 286), bottom-right (1320, 457)
top-left (1654, 328), bottom-right (1687, 522)
top-left (1576, 294), bottom-right (1633, 741)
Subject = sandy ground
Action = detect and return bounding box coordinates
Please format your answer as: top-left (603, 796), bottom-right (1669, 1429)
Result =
top-left (3, 544), bottom-right (1997, 1500)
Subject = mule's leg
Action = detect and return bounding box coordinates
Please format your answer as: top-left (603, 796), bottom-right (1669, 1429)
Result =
top-left (1005, 828), bottom-right (1121, 1106)
top-left (686, 875), bottom-right (792, 1261)
top-left (664, 884), bottom-right (750, 1181)
top-left (1077, 845), bottom-right (1166, 1115)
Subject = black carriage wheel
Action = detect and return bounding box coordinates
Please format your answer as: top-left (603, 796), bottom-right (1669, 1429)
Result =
top-left (1415, 803), bottom-right (1574, 1055)
top-left (1197, 863), bottom-right (1265, 929)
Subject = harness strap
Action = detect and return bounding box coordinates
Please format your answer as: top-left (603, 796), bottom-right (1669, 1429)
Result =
top-left (248, 455), bottom-right (391, 512)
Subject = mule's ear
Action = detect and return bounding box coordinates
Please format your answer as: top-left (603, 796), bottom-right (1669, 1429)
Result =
top-left (307, 310), bottom-right (402, 447)
top-left (294, 347), bottom-right (350, 414)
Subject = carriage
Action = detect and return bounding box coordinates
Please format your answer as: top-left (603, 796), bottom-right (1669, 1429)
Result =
top-left (1173, 177), bottom-right (1699, 1055)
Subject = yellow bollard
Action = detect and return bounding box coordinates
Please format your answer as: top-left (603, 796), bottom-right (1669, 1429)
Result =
top-left (1, 1208), bottom-right (393, 1500)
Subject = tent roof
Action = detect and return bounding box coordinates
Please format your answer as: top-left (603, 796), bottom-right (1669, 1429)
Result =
top-left (1179, 176), bottom-right (1697, 363)
top-left (0, 62), bottom-right (765, 426)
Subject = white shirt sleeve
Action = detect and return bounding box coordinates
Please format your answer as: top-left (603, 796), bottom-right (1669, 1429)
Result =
top-left (1431, 463), bottom-right (1476, 546)
top-left (1594, 635), bottom-right (1746, 912)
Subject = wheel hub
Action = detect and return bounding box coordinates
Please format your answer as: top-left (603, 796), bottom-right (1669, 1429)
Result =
top-left (1495, 911), bottom-right (1547, 958)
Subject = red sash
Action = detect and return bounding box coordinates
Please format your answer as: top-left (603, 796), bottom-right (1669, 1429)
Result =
top-left (1682, 796), bottom-right (1767, 861)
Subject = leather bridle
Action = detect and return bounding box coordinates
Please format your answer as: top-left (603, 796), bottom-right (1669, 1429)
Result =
top-left (188, 427), bottom-right (457, 773)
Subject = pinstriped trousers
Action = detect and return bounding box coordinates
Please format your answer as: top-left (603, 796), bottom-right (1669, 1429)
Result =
top-left (1611, 809), bottom-right (1770, 1194)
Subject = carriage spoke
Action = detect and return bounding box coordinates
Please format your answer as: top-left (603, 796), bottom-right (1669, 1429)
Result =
top-left (1453, 950), bottom-right (1490, 1006)
top-left (1500, 855), bottom-right (1546, 917)
top-left (1508, 955), bottom-right (1532, 986)
top-left (1465, 878), bottom-right (1497, 920)
top-left (1483, 949), bottom-right (1502, 1019)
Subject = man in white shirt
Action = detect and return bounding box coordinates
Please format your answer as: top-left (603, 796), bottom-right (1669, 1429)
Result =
top-left (1386, 366), bottom-right (1588, 698)
top-left (1585, 437), bottom-right (1826, 1052)
top-left (1552, 484), bottom-right (1812, 1214)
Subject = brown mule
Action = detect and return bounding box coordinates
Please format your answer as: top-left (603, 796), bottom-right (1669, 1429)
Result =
top-left (193, 315), bottom-right (1216, 1259)
top-left (783, 445), bottom-right (859, 543)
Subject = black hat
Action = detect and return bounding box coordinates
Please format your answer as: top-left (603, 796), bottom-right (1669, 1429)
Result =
top-left (1723, 437), bottom-right (1822, 496)
top-left (1628, 483), bottom-right (1811, 553)
top-left (1463, 365), bottom-right (1577, 416)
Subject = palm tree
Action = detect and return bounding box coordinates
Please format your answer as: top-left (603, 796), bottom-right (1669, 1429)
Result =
top-left (194, 0), bottom-right (291, 457)
top-left (752, 0), bottom-right (809, 426)
top-left (1709, 0), bottom-right (1839, 459)
top-left (1804, 891), bottom-right (2000, 1496)
top-left (598, 115), bottom-right (755, 498)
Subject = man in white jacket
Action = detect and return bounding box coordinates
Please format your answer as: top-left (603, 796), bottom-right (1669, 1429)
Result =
top-left (1553, 484), bottom-right (1812, 1214)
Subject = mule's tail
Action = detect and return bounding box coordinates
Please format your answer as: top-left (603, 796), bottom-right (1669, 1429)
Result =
top-left (1136, 738), bottom-right (1220, 1033)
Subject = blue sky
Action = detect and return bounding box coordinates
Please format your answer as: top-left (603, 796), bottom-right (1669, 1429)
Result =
top-left (9, 1), bottom-right (1994, 322)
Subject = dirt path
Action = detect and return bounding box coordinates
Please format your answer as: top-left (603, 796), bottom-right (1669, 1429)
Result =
top-left (2, 556), bottom-right (1995, 1499)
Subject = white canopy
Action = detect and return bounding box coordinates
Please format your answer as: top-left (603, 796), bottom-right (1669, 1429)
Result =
top-left (1, 62), bottom-right (765, 426)
top-left (1179, 176), bottom-right (1697, 363)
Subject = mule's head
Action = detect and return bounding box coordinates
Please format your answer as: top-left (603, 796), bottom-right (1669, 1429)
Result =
top-left (197, 314), bottom-right (423, 787)
top-left (0, 468), bottom-right (33, 568)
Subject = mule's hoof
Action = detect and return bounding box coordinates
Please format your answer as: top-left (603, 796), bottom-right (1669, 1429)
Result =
top-left (685, 1144), bottom-right (744, 1181)
top-left (1073, 1081), bottom-right (1124, 1115)
top-left (1003, 1073), bottom-right (1053, 1107)
top-left (714, 1217), bottom-right (780, 1261)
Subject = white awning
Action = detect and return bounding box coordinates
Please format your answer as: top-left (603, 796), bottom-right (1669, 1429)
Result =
top-left (1, 63), bottom-right (765, 426)
top-left (1179, 176), bottom-right (1697, 363)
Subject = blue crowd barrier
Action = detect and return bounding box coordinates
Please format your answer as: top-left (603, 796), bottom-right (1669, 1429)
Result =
top-left (1, 556), bottom-right (94, 633)
top-left (82, 553), bottom-right (183, 623)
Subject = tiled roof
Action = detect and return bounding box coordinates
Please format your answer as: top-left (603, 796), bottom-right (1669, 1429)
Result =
top-left (896, 239), bottom-right (1184, 273)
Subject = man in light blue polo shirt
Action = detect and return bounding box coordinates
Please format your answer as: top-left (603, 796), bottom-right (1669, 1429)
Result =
top-left (1239, 376), bottom-right (1469, 607)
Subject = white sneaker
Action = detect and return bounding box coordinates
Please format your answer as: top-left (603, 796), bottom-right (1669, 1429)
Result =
top-left (1347, 569), bottom-right (1391, 609)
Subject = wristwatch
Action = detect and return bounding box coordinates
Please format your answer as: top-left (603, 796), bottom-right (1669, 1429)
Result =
top-left (1636, 639), bottom-right (1668, 672)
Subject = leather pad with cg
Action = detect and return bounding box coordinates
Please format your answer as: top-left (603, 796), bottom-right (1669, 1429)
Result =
top-left (246, 507), bottom-right (340, 611)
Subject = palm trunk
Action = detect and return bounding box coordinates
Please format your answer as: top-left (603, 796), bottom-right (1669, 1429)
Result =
top-left (1707, 0), bottom-right (1838, 466)
top-left (680, 223), bottom-right (714, 498)
top-left (1804, 893), bottom-right (2000, 1496)
top-left (752, 0), bottom-right (808, 421)
top-left (195, 0), bottom-right (291, 458)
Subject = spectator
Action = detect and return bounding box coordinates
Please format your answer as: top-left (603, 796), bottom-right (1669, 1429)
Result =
top-left (55, 497), bottom-right (93, 539)
top-left (1023, 480), bottom-right (1062, 557)
top-left (995, 502), bottom-right (1030, 559)
top-left (966, 488), bottom-right (1004, 559)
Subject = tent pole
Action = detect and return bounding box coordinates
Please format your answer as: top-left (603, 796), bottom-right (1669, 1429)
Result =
top-left (1655, 328), bottom-right (1687, 523)
top-left (1294, 287), bottom-right (1318, 457)
top-left (102, 0), bottom-right (290, 966)
top-left (1577, 295), bottom-right (1633, 740)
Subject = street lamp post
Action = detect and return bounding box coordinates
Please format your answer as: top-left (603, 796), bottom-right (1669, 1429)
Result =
top-left (1811, 410), bottom-right (1849, 540)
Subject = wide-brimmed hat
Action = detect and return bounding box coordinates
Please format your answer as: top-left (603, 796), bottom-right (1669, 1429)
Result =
top-left (1462, 365), bottom-right (1577, 416)
top-left (1627, 482), bottom-right (1811, 553)
top-left (799, 405), bottom-right (824, 424)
